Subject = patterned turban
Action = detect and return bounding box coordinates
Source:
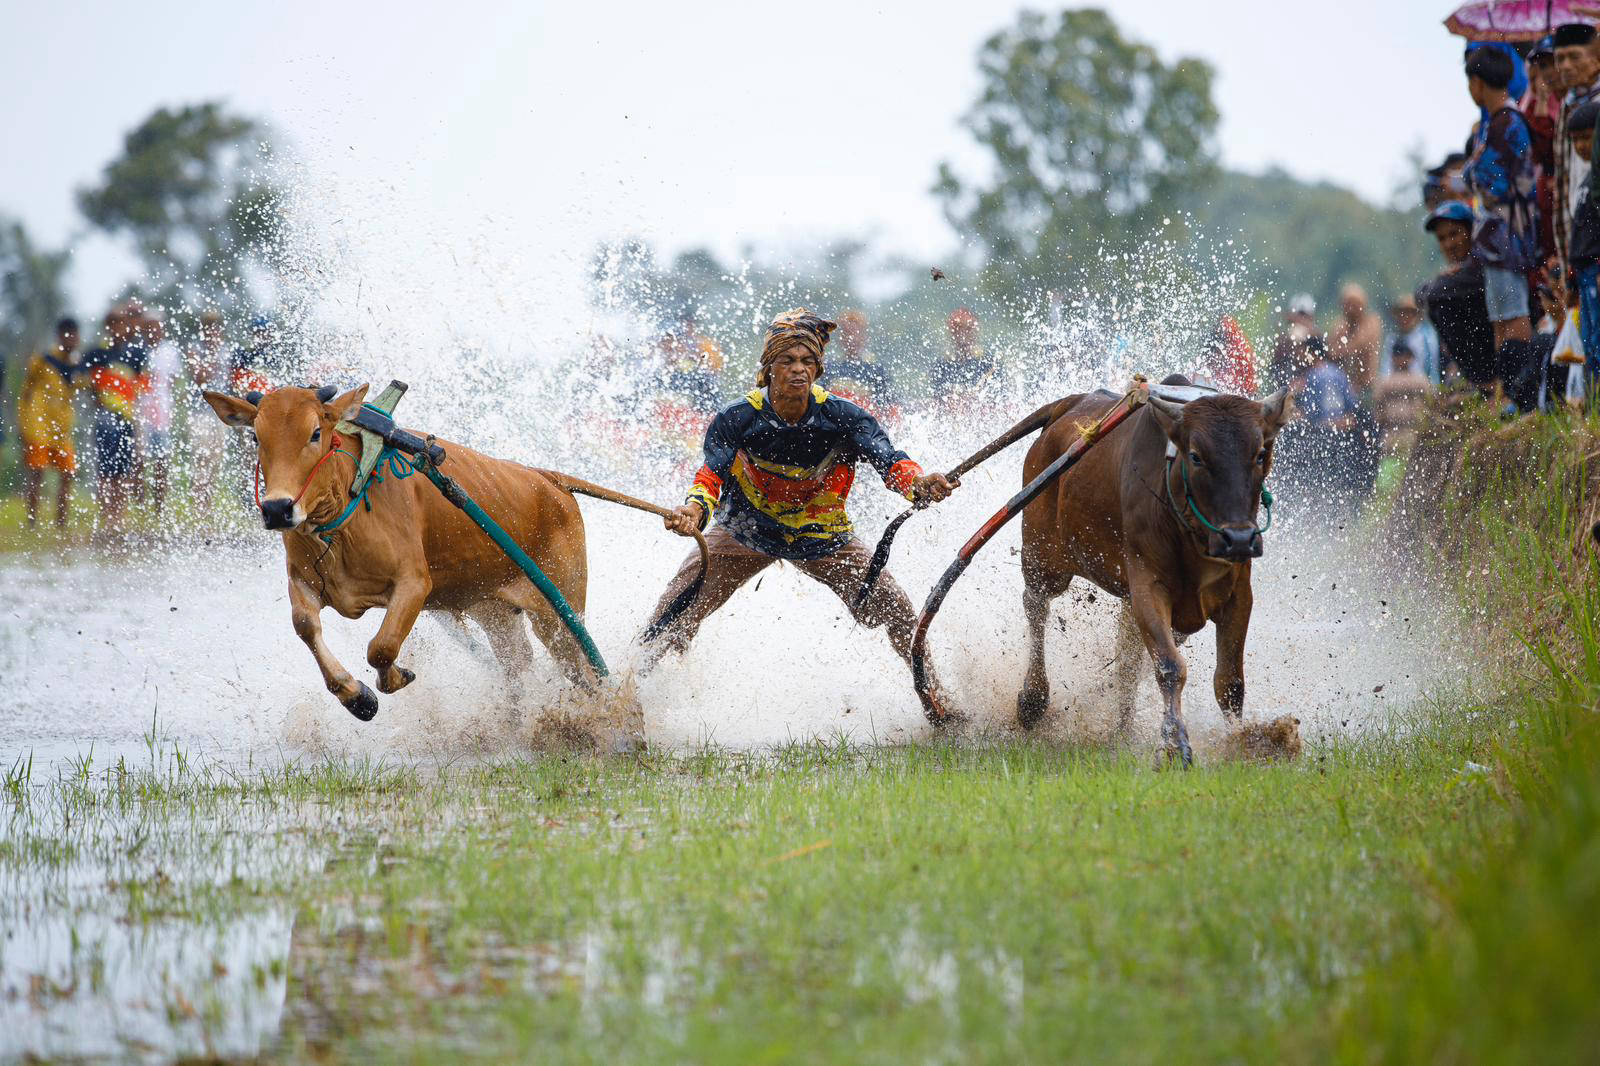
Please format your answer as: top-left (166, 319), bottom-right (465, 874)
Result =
top-left (757, 308), bottom-right (837, 387)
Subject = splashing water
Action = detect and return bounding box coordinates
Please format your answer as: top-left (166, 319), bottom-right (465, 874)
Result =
top-left (0, 175), bottom-right (1466, 770)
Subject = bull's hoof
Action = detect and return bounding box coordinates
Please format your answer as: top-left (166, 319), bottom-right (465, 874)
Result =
top-left (1016, 688), bottom-right (1048, 729)
top-left (1155, 744), bottom-right (1195, 771)
top-left (376, 666), bottom-right (416, 694)
top-left (343, 683), bottom-right (379, 722)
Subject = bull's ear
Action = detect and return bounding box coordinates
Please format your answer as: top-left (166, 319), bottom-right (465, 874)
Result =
top-left (204, 390), bottom-right (257, 428)
top-left (324, 384), bottom-right (369, 422)
top-left (1260, 387), bottom-right (1294, 432)
top-left (1147, 394), bottom-right (1184, 443)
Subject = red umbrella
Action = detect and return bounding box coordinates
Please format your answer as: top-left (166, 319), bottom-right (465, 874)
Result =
top-left (1445, 0), bottom-right (1600, 42)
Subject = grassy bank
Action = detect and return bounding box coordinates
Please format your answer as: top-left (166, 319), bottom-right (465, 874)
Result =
top-left (4, 401), bottom-right (1599, 1062)
top-left (1335, 405), bottom-right (1600, 1063)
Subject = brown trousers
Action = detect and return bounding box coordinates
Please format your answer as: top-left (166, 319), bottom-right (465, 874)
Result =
top-left (642, 526), bottom-right (935, 685)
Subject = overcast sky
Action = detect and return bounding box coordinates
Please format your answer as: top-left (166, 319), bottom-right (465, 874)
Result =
top-left (3, 0), bottom-right (1474, 326)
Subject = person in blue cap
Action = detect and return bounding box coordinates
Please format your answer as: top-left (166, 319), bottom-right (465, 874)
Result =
top-left (1417, 202), bottom-right (1494, 387)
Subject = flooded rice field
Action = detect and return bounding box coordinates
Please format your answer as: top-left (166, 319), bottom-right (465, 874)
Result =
top-left (0, 370), bottom-right (1471, 1063)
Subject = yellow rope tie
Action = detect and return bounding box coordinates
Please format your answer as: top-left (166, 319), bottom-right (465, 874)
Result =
top-left (1074, 377), bottom-right (1150, 445)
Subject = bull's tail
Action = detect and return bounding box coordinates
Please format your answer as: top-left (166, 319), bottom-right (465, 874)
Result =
top-left (541, 470), bottom-right (710, 643)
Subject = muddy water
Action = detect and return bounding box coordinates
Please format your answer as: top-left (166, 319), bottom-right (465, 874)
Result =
top-left (0, 419), bottom-right (1459, 770)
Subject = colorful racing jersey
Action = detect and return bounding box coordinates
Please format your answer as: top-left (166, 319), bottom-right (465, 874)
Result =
top-left (684, 385), bottom-right (921, 560)
top-left (82, 342), bottom-right (149, 422)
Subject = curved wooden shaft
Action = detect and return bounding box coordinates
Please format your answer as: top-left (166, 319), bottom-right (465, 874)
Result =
top-left (853, 397), bottom-right (1072, 612)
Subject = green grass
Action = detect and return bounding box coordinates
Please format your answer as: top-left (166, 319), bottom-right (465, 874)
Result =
top-left (1327, 407), bottom-right (1600, 1064)
top-left (0, 716), bottom-right (1518, 1063)
top-left (0, 465), bottom-right (253, 553)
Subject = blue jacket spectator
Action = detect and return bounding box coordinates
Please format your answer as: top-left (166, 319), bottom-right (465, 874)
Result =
top-left (1464, 74), bottom-right (1540, 275)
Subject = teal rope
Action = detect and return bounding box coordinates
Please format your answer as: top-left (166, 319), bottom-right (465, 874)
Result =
top-left (311, 441), bottom-right (609, 678)
top-left (1168, 457), bottom-right (1274, 536)
top-left (314, 448), bottom-right (419, 542)
top-left (417, 462), bottom-right (608, 677)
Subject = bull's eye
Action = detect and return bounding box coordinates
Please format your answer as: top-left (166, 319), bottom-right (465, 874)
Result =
top-left (310, 427), bottom-right (321, 445)
top-left (248, 430), bottom-right (258, 445)
top-left (1256, 449), bottom-right (1268, 467)
top-left (1188, 451), bottom-right (1203, 466)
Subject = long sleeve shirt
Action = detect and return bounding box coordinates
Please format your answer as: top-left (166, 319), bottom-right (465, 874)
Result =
top-left (684, 385), bottom-right (922, 559)
top-left (1554, 83), bottom-right (1600, 270)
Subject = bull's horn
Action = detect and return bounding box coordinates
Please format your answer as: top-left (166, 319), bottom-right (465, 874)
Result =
top-left (315, 384), bottom-right (337, 403)
top-left (1147, 394), bottom-right (1186, 423)
top-left (244, 390), bottom-right (263, 406)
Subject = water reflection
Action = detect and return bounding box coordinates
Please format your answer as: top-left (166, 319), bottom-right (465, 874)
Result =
top-left (0, 910), bottom-right (292, 1062)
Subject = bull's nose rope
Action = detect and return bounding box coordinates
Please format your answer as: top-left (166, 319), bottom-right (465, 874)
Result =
top-left (1165, 454), bottom-right (1274, 537)
top-left (254, 432), bottom-right (361, 511)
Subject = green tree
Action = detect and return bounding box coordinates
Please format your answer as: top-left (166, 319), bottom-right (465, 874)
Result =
top-left (77, 102), bottom-right (280, 313)
top-left (1191, 168), bottom-right (1441, 322)
top-left (0, 217), bottom-right (69, 358)
top-left (935, 8), bottom-right (1219, 304)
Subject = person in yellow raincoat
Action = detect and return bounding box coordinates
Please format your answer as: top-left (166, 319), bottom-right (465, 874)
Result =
top-left (17, 317), bottom-right (86, 529)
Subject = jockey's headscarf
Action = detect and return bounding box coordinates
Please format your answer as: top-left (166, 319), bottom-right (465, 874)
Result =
top-left (757, 308), bottom-right (837, 387)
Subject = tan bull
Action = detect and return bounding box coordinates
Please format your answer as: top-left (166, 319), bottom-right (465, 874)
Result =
top-left (205, 384), bottom-right (697, 721)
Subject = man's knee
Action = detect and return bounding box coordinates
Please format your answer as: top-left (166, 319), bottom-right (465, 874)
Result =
top-left (855, 581), bottom-right (915, 633)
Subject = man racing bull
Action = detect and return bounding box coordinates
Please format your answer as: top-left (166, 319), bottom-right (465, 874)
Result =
top-left (644, 309), bottom-right (960, 722)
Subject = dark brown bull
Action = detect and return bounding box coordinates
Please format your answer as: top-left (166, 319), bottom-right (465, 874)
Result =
top-left (1011, 377), bottom-right (1292, 766)
top-left (204, 384), bottom-right (700, 721)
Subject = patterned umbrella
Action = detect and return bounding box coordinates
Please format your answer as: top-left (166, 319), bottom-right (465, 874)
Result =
top-left (1445, 0), bottom-right (1600, 42)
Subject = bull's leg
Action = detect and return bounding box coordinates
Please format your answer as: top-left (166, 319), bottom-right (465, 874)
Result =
top-left (289, 577), bottom-right (378, 721)
top-left (1212, 579), bottom-right (1253, 722)
top-left (368, 575), bottom-right (429, 694)
top-left (1128, 570), bottom-right (1191, 768)
top-left (468, 599), bottom-right (537, 681)
top-left (499, 585), bottom-right (594, 689)
top-left (1018, 573), bottom-right (1069, 729)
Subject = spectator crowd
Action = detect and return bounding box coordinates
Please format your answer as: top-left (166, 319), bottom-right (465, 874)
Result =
top-left (1253, 21), bottom-right (1600, 510)
top-left (6, 300), bottom-right (284, 541)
